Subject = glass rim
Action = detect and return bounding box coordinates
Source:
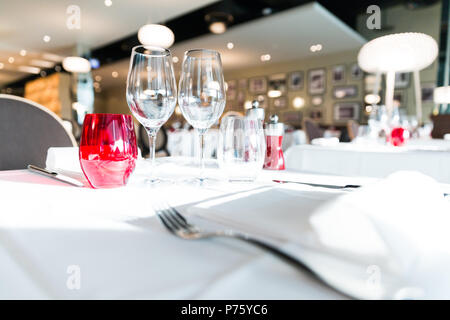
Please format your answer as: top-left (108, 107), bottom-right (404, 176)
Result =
top-left (184, 48), bottom-right (220, 57)
top-left (132, 45), bottom-right (171, 57)
top-left (84, 113), bottom-right (133, 119)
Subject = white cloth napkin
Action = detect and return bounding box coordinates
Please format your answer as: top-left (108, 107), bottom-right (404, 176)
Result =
top-left (184, 171), bottom-right (450, 299)
top-left (46, 147), bottom-right (82, 173)
top-left (311, 137), bottom-right (340, 146)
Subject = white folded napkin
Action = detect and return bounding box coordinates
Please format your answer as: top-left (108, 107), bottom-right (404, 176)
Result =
top-left (310, 171), bottom-right (450, 299)
top-left (184, 171), bottom-right (450, 299)
top-left (46, 147), bottom-right (82, 173)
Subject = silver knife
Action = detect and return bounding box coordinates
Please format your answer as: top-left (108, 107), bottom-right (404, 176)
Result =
top-left (273, 179), bottom-right (361, 189)
top-left (27, 165), bottom-right (84, 187)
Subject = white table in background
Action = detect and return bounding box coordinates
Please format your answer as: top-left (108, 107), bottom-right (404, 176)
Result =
top-left (285, 140), bottom-right (450, 183)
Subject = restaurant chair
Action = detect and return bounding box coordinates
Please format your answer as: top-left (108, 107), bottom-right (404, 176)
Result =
top-left (347, 120), bottom-right (360, 141)
top-left (303, 118), bottom-right (324, 144)
top-left (0, 94), bottom-right (77, 170)
top-left (138, 124), bottom-right (170, 157)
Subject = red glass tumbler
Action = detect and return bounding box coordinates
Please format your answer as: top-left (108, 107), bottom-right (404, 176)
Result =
top-left (79, 114), bottom-right (138, 188)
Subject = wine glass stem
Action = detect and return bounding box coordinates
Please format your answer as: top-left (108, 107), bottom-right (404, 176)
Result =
top-left (147, 128), bottom-right (157, 180)
top-left (197, 128), bottom-right (207, 181)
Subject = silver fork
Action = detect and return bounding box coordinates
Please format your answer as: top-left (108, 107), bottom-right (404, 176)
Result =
top-left (154, 202), bottom-right (355, 299)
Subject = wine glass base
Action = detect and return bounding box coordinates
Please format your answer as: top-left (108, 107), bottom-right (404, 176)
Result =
top-left (143, 177), bottom-right (173, 187)
top-left (182, 177), bottom-right (219, 187)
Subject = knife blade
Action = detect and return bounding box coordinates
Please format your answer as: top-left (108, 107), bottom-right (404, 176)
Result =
top-left (273, 179), bottom-right (361, 189)
top-left (27, 165), bottom-right (84, 187)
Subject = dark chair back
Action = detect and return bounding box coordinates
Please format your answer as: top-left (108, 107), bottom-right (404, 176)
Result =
top-left (303, 118), bottom-right (324, 143)
top-left (0, 94), bottom-right (76, 170)
top-left (347, 120), bottom-right (360, 141)
top-left (138, 124), bottom-right (170, 157)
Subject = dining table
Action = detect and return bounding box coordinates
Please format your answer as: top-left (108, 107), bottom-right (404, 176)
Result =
top-left (1, 153), bottom-right (450, 300)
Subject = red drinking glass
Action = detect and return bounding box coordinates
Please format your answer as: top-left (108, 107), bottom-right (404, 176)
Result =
top-left (79, 114), bottom-right (138, 188)
top-left (388, 127), bottom-right (410, 147)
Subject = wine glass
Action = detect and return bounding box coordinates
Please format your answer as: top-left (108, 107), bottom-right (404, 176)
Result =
top-left (126, 45), bottom-right (177, 184)
top-left (178, 49), bottom-right (226, 184)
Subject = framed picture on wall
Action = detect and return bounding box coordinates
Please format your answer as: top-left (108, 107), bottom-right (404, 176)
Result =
top-left (289, 71), bottom-right (304, 91)
top-left (333, 85), bottom-right (358, 99)
top-left (226, 80), bottom-right (237, 100)
top-left (308, 68), bottom-right (326, 95)
top-left (249, 76), bottom-right (267, 94)
top-left (395, 72), bottom-right (410, 88)
top-left (350, 63), bottom-right (363, 80)
top-left (364, 74), bottom-right (381, 92)
top-left (332, 65), bottom-right (346, 84)
top-left (268, 73), bottom-right (287, 95)
top-left (237, 90), bottom-right (246, 108)
top-left (273, 96), bottom-right (287, 108)
top-left (238, 79), bottom-right (247, 90)
top-left (309, 110), bottom-right (322, 120)
top-left (421, 82), bottom-right (435, 102)
top-left (334, 102), bottom-right (360, 121)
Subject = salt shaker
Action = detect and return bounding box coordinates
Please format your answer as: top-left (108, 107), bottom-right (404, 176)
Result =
top-left (245, 100), bottom-right (265, 124)
top-left (263, 114), bottom-right (285, 170)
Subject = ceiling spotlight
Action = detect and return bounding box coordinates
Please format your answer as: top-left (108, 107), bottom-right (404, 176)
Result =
top-left (0, 63), bottom-right (4, 69)
top-left (262, 7), bottom-right (272, 15)
top-left (260, 54), bottom-right (271, 62)
top-left (227, 42), bottom-right (234, 50)
top-left (172, 56), bottom-right (179, 63)
top-left (104, 0), bottom-right (112, 7)
top-left (205, 12), bottom-right (233, 34)
top-left (20, 50), bottom-right (27, 56)
top-left (40, 71), bottom-right (47, 77)
top-left (8, 57), bottom-right (14, 63)
top-left (93, 82), bottom-right (100, 89)
top-left (95, 75), bottom-right (102, 82)
top-left (310, 44), bottom-right (323, 52)
top-left (43, 35), bottom-right (51, 43)
top-left (62, 56), bottom-right (91, 73)
top-left (112, 71), bottom-right (119, 78)
top-left (138, 24), bottom-right (175, 48)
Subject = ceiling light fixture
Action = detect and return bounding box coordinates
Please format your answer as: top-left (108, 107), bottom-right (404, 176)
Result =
top-left (95, 75), bottom-right (102, 82)
top-left (0, 63), bottom-right (4, 69)
top-left (20, 50), bottom-right (27, 56)
top-left (227, 42), bottom-right (234, 50)
top-left (172, 56), bottom-right (179, 63)
top-left (62, 56), bottom-right (91, 73)
top-left (138, 24), bottom-right (175, 48)
top-left (43, 35), bottom-right (51, 43)
top-left (205, 12), bottom-right (233, 35)
top-left (17, 66), bottom-right (40, 74)
top-left (8, 57), bottom-right (14, 63)
top-left (104, 0), bottom-right (112, 7)
top-left (112, 71), bottom-right (119, 78)
top-left (310, 44), bottom-right (323, 52)
top-left (30, 59), bottom-right (55, 68)
top-left (260, 54), bottom-right (271, 62)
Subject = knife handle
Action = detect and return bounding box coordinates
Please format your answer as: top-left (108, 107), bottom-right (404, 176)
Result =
top-left (27, 165), bottom-right (57, 176)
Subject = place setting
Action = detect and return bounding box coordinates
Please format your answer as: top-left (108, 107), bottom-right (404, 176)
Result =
top-left (0, 0), bottom-right (450, 306)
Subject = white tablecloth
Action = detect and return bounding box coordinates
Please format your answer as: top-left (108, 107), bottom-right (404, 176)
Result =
top-left (285, 141), bottom-right (450, 184)
top-left (1, 156), bottom-right (449, 299)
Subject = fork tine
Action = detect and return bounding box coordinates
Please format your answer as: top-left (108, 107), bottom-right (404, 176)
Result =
top-left (163, 204), bottom-right (191, 229)
top-left (156, 211), bottom-right (176, 233)
top-left (168, 206), bottom-right (193, 228)
top-left (160, 209), bottom-right (184, 232)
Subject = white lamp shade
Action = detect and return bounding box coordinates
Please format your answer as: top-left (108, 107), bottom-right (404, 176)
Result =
top-left (358, 32), bottom-right (438, 73)
top-left (138, 24), bottom-right (175, 48)
top-left (62, 57), bottom-right (91, 73)
top-left (434, 86), bottom-right (450, 104)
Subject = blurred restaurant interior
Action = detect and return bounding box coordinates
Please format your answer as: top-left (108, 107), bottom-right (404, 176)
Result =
top-left (1, 0), bottom-right (450, 301)
top-left (1, 0), bottom-right (448, 153)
